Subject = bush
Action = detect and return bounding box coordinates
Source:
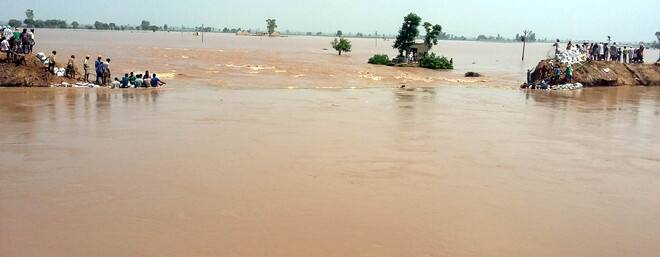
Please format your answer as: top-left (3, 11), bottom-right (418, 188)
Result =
top-left (368, 54), bottom-right (391, 65)
top-left (419, 53), bottom-right (453, 70)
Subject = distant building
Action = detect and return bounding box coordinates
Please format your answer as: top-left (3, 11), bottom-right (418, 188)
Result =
top-left (235, 31), bottom-right (250, 36)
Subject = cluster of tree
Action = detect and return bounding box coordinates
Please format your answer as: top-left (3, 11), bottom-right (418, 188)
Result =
top-left (139, 20), bottom-right (161, 32)
top-left (90, 20), bottom-right (164, 31)
top-left (221, 27), bottom-right (244, 33)
top-left (195, 26), bottom-right (214, 32)
top-left (444, 34), bottom-right (468, 40)
top-left (474, 32), bottom-right (538, 42)
top-left (5, 9), bottom-right (169, 32)
top-left (393, 13), bottom-right (444, 56)
top-left (7, 10), bottom-right (68, 28)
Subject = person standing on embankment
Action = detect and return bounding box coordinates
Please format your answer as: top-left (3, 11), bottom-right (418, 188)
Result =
top-left (83, 55), bottom-right (90, 82)
top-left (95, 56), bottom-right (103, 85)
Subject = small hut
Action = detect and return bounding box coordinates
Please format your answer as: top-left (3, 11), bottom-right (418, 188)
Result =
top-left (410, 43), bottom-right (430, 61)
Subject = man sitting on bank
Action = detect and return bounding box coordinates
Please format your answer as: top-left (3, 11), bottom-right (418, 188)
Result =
top-left (150, 73), bottom-right (167, 87)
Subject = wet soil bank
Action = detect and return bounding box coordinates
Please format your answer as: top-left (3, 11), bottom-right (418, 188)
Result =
top-left (0, 55), bottom-right (76, 87)
top-left (531, 60), bottom-right (660, 87)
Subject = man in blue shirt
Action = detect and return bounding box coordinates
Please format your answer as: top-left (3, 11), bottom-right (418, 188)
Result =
top-left (150, 74), bottom-right (167, 87)
top-left (121, 73), bottom-right (130, 88)
top-left (95, 56), bottom-right (103, 85)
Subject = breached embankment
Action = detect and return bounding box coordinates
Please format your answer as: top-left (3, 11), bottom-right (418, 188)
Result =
top-left (0, 55), bottom-right (77, 87)
top-left (531, 59), bottom-right (660, 87)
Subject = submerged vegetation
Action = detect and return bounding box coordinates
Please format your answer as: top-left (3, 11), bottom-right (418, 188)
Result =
top-left (419, 53), bottom-right (453, 70)
top-left (368, 54), bottom-right (392, 65)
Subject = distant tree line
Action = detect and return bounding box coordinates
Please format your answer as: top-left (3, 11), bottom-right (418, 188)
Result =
top-left (221, 27), bottom-right (244, 33)
top-left (4, 8), bottom-right (553, 44)
top-left (3, 9), bottom-right (169, 32)
top-left (474, 32), bottom-right (537, 42)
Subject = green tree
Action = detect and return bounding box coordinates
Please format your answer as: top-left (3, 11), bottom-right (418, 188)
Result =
top-left (393, 13), bottom-right (422, 56)
top-left (266, 19), bottom-right (277, 35)
top-left (140, 20), bottom-right (151, 30)
top-left (336, 30), bottom-right (343, 37)
top-left (23, 9), bottom-right (35, 27)
top-left (331, 37), bottom-right (352, 55)
top-left (109, 23), bottom-right (117, 30)
top-left (8, 19), bottom-right (22, 28)
top-left (23, 19), bottom-right (35, 27)
top-left (94, 21), bottom-right (109, 30)
top-left (25, 9), bottom-right (34, 20)
top-left (71, 21), bottom-right (79, 29)
top-left (423, 22), bottom-right (442, 51)
top-left (164, 24), bottom-right (168, 31)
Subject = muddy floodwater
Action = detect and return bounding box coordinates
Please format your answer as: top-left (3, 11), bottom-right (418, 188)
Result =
top-left (29, 29), bottom-right (658, 88)
top-left (2, 30), bottom-right (660, 257)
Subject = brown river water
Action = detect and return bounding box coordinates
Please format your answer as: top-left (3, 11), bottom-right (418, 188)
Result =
top-left (1, 30), bottom-right (660, 257)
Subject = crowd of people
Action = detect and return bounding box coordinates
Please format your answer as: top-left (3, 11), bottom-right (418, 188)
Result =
top-left (555, 39), bottom-right (646, 64)
top-left (2, 26), bottom-right (167, 88)
top-left (70, 54), bottom-right (166, 88)
top-left (1, 27), bottom-right (36, 61)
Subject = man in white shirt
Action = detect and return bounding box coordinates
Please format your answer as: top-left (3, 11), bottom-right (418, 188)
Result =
top-left (27, 29), bottom-right (35, 53)
top-left (1, 37), bottom-right (10, 62)
top-left (2, 27), bottom-right (12, 39)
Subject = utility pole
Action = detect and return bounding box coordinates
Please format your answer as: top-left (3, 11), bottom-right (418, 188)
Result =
top-left (521, 30), bottom-right (529, 61)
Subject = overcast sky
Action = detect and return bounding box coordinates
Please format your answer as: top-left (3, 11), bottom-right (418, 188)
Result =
top-left (2, 0), bottom-right (659, 42)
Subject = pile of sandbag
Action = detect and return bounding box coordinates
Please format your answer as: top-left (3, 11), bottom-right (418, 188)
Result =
top-left (50, 82), bottom-right (71, 87)
top-left (36, 52), bottom-right (48, 64)
top-left (53, 67), bottom-right (66, 77)
top-left (556, 48), bottom-right (587, 65)
top-left (50, 82), bottom-right (100, 88)
top-left (550, 82), bottom-right (583, 90)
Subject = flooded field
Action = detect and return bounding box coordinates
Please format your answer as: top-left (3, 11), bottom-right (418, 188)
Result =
top-left (2, 29), bottom-right (660, 257)
top-left (30, 29), bottom-right (612, 88)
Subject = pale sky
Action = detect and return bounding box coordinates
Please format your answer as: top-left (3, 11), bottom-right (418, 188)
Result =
top-left (2, 0), bottom-right (659, 42)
